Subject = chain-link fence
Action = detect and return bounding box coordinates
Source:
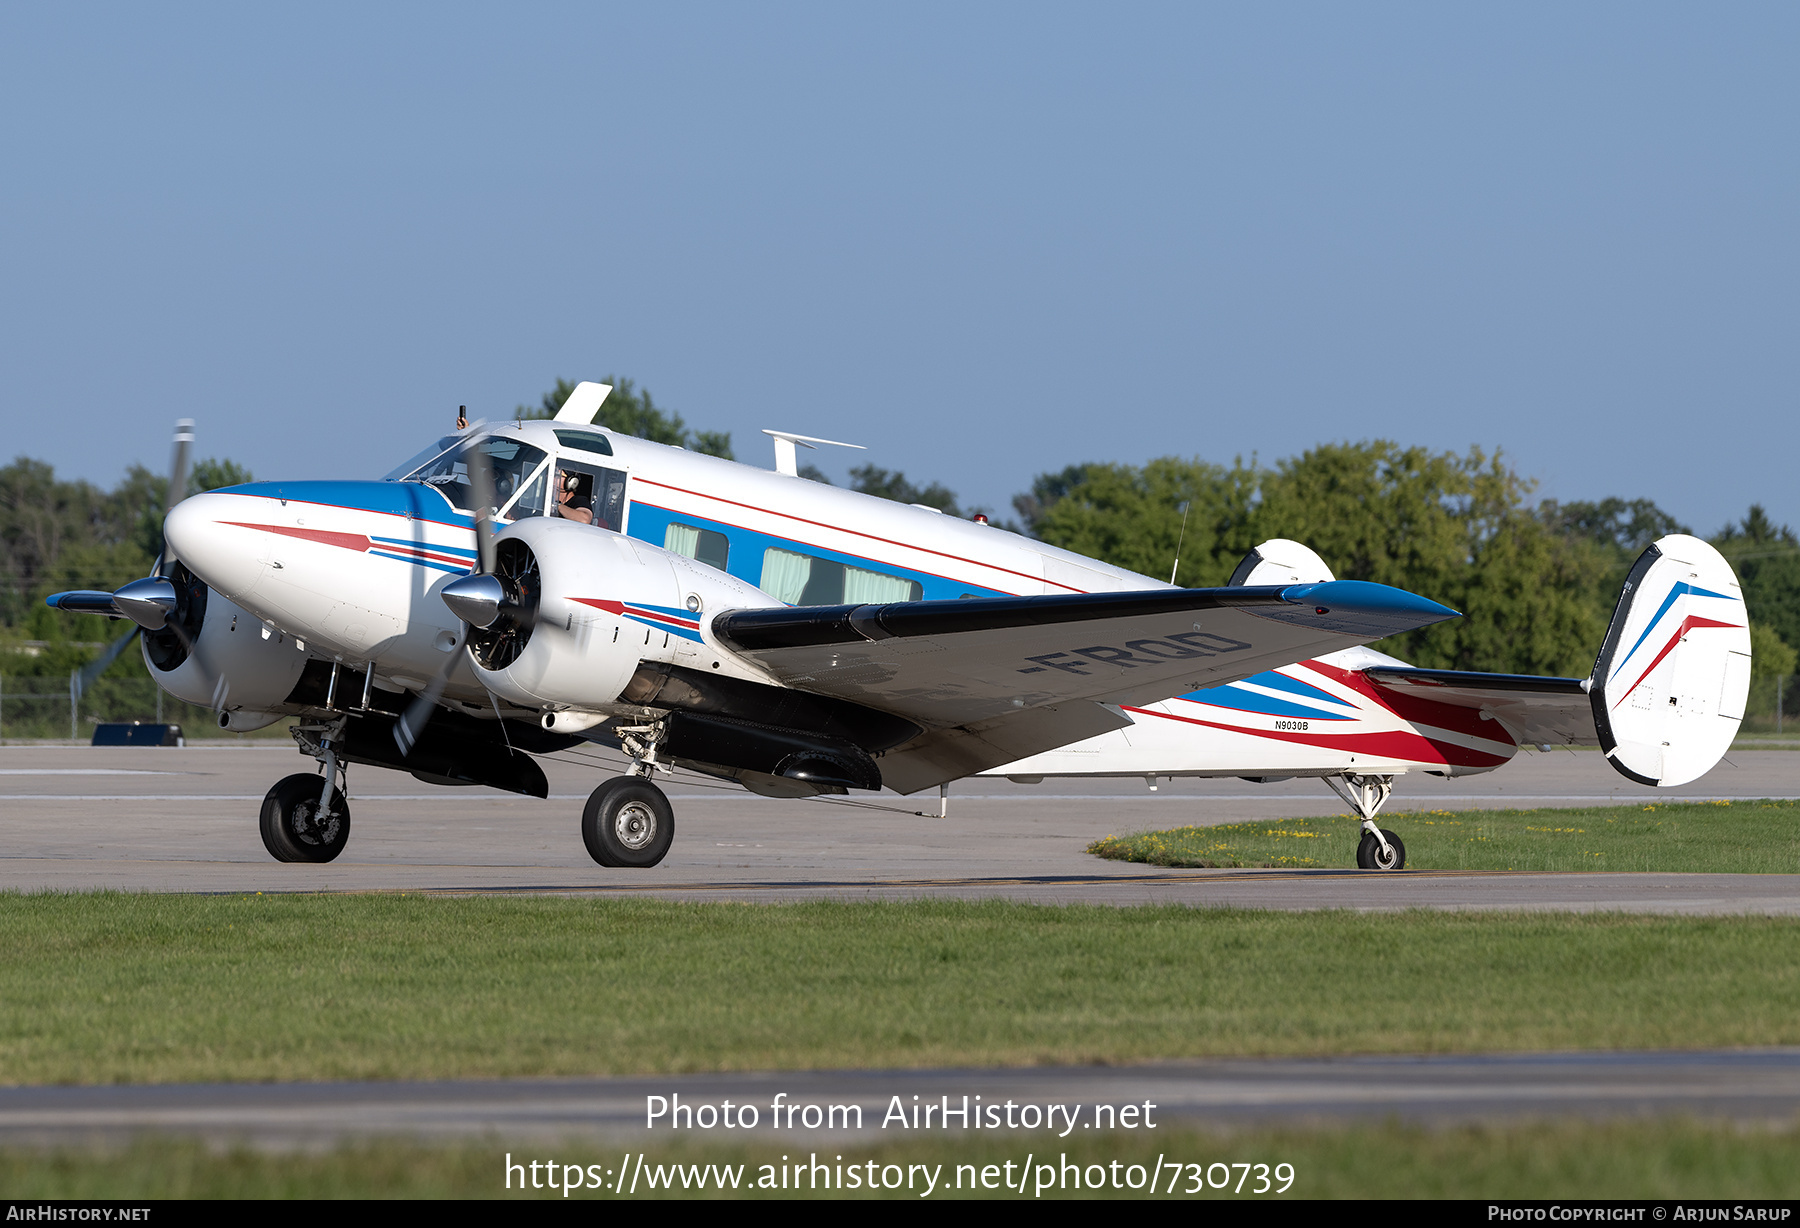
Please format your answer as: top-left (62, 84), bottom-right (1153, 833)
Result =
top-left (1742, 672), bottom-right (1800, 736)
top-left (0, 673), bottom-right (264, 740)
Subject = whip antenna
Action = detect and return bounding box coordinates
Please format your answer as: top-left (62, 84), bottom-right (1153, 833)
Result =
top-left (1169, 501), bottom-right (1190, 586)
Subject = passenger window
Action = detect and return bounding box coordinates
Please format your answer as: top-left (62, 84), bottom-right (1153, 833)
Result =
top-left (760, 548), bottom-right (922, 605)
top-left (665, 523), bottom-right (730, 571)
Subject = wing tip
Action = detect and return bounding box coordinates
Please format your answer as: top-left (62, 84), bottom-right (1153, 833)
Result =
top-left (1280, 579), bottom-right (1459, 622)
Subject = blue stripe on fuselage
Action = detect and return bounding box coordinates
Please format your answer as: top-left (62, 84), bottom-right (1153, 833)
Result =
top-left (1177, 671), bottom-right (1356, 720)
top-left (215, 480), bottom-right (472, 530)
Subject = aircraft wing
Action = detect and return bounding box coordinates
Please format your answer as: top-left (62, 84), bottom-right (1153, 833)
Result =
top-left (1362, 666), bottom-right (1596, 747)
top-left (713, 580), bottom-right (1458, 792)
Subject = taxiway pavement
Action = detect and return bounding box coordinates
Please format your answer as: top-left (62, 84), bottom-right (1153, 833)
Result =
top-left (2, 742), bottom-right (1795, 911)
top-left (3, 1050), bottom-right (1797, 1147)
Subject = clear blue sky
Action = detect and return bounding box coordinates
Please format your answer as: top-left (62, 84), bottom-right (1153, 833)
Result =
top-left (3, 3), bottom-right (1794, 536)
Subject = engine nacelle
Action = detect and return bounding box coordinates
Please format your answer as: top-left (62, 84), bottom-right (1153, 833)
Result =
top-left (469, 517), bottom-right (781, 713)
top-left (145, 564), bottom-right (311, 714)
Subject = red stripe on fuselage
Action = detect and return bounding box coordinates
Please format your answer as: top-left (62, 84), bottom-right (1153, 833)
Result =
top-left (222, 522), bottom-right (372, 553)
top-left (625, 606), bottom-right (699, 630)
top-left (1127, 704), bottom-right (1512, 768)
top-left (571, 598), bottom-right (626, 615)
top-left (1302, 659), bottom-right (1503, 742)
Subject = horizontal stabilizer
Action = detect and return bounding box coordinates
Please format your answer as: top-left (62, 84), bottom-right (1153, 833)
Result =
top-left (1228, 539), bottom-right (1336, 587)
top-left (1363, 666), bottom-right (1594, 747)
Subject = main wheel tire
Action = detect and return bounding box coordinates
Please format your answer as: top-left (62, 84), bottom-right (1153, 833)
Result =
top-left (581, 776), bottom-right (674, 868)
top-left (1356, 827), bottom-right (1406, 871)
top-left (260, 772), bottom-right (352, 863)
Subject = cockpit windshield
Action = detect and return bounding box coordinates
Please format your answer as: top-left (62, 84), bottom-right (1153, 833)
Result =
top-left (381, 436), bottom-right (461, 482)
top-left (393, 434), bottom-right (550, 515)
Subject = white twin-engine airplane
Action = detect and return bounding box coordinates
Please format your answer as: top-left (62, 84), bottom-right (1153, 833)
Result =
top-left (51, 384), bottom-right (1751, 871)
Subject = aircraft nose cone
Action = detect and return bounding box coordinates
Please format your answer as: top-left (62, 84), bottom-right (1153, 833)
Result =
top-left (114, 577), bottom-right (178, 630)
top-left (441, 573), bottom-right (505, 628)
top-left (162, 492), bottom-right (248, 598)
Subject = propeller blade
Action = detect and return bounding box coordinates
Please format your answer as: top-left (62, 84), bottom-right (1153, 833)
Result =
top-left (159, 419), bottom-right (195, 577)
top-left (467, 435), bottom-right (498, 575)
top-left (395, 429), bottom-right (507, 755)
top-left (45, 590), bottom-right (124, 617)
top-left (72, 625), bottom-right (142, 701)
top-left (394, 655), bottom-right (455, 755)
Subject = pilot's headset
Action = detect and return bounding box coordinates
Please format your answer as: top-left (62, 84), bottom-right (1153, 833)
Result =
top-left (559, 471), bottom-right (582, 497)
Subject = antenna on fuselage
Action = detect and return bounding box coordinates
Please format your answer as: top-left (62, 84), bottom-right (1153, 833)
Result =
top-left (762, 430), bottom-right (865, 477)
top-left (1169, 501), bottom-right (1191, 586)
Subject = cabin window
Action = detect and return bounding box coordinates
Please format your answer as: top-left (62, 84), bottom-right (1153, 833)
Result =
top-left (553, 428), bottom-right (614, 456)
top-left (759, 548), bottom-right (922, 605)
top-left (664, 523), bottom-right (730, 571)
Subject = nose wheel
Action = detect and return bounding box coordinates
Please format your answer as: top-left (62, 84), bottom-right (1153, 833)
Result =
top-left (260, 772), bottom-right (352, 862)
top-left (582, 776), bottom-right (675, 867)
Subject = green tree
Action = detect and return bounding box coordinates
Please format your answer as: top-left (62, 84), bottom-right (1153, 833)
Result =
top-left (1254, 442), bottom-right (1609, 674)
top-left (1713, 505), bottom-right (1800, 658)
top-left (846, 465), bottom-right (963, 518)
top-left (1539, 497), bottom-right (1690, 556)
top-left (520, 377), bottom-right (734, 460)
top-left (1, 450), bottom-right (256, 737)
top-left (1026, 458), bottom-right (1259, 588)
top-left (1749, 623), bottom-right (1797, 681)
top-left (1021, 442), bottom-right (1615, 675)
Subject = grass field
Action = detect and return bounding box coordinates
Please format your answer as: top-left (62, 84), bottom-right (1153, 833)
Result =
top-left (4, 1120), bottom-right (1798, 1199)
top-left (2, 894), bottom-right (1799, 1084)
top-left (1088, 799), bottom-right (1800, 872)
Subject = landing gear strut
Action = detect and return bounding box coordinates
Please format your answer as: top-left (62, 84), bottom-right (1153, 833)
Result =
top-left (1325, 772), bottom-right (1405, 871)
top-left (262, 718), bottom-right (352, 863)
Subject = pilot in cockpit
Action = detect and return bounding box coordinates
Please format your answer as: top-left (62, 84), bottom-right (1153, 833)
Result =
top-left (553, 470), bottom-right (594, 525)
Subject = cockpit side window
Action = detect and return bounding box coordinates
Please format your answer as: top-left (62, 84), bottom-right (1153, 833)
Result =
top-left (551, 461), bottom-right (629, 532)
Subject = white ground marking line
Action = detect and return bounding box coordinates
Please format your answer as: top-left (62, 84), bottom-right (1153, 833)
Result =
top-left (6, 794), bottom-right (1800, 803)
top-left (0, 769), bottom-right (183, 776)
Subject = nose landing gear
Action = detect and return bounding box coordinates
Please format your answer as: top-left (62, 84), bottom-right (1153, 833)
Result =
top-left (1325, 772), bottom-right (1406, 871)
top-left (260, 772), bottom-right (351, 862)
top-left (261, 717), bottom-right (352, 863)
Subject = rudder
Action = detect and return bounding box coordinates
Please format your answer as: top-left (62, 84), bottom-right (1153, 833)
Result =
top-left (1588, 534), bottom-right (1751, 786)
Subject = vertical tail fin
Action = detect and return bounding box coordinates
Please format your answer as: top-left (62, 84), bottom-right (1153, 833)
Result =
top-left (1588, 535), bottom-right (1751, 786)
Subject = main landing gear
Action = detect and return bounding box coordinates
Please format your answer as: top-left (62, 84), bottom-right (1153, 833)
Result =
top-left (261, 718), bottom-right (352, 863)
top-left (1325, 772), bottom-right (1406, 871)
top-left (580, 719), bottom-right (675, 868)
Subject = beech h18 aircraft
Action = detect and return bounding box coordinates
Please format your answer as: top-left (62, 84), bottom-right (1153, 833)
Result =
top-left (50, 384), bottom-right (1750, 871)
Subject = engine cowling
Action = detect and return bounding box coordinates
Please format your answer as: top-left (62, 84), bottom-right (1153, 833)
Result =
top-left (468, 517), bottom-right (781, 713)
top-left (145, 563), bottom-right (311, 713)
